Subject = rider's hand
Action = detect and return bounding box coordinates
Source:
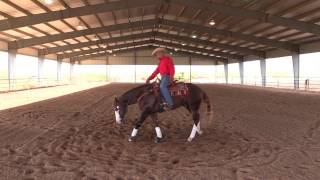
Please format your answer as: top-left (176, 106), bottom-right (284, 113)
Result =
top-left (170, 78), bottom-right (174, 85)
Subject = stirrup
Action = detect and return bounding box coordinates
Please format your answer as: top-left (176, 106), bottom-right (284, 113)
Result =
top-left (161, 103), bottom-right (173, 111)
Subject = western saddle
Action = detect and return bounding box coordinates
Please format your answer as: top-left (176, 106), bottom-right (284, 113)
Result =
top-left (152, 80), bottom-right (189, 97)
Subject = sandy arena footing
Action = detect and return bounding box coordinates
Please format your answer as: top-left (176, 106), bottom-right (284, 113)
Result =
top-left (0, 83), bottom-right (320, 179)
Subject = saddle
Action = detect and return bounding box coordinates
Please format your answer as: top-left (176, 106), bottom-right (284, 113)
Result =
top-left (152, 81), bottom-right (189, 97)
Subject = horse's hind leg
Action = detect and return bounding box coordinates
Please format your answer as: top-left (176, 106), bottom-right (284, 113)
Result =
top-left (188, 108), bottom-right (202, 142)
top-left (129, 109), bottom-right (150, 142)
top-left (151, 113), bottom-right (162, 143)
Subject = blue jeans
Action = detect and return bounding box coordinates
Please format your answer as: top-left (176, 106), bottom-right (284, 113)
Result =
top-left (160, 75), bottom-right (174, 107)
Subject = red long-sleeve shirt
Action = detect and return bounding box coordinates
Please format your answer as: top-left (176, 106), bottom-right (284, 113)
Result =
top-left (147, 56), bottom-right (175, 81)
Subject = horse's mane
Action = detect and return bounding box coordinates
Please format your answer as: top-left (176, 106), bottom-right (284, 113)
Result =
top-left (121, 84), bottom-right (152, 101)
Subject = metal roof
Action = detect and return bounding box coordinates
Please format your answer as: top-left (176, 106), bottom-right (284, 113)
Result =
top-left (1, 0), bottom-right (320, 62)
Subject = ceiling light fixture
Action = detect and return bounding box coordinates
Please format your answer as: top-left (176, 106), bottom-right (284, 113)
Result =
top-left (209, 20), bottom-right (216, 26)
top-left (92, 36), bottom-right (98, 41)
top-left (77, 21), bottom-right (84, 30)
top-left (44, 0), bottom-right (53, 5)
top-left (192, 35), bottom-right (197, 38)
top-left (182, 43), bottom-right (186, 46)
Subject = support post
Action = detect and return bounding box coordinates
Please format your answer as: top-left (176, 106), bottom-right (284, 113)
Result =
top-left (260, 58), bottom-right (266, 87)
top-left (189, 56), bottom-right (192, 83)
top-left (239, 60), bottom-right (244, 85)
top-left (57, 58), bottom-right (62, 84)
top-left (38, 53), bottom-right (44, 86)
top-left (69, 60), bottom-right (74, 83)
top-left (106, 56), bottom-right (109, 82)
top-left (134, 51), bottom-right (137, 83)
top-left (292, 51), bottom-right (300, 90)
top-left (224, 60), bottom-right (228, 84)
top-left (214, 61), bottom-right (218, 83)
top-left (8, 48), bottom-right (17, 91)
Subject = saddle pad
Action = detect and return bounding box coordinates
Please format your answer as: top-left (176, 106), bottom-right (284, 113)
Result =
top-left (169, 83), bottom-right (188, 96)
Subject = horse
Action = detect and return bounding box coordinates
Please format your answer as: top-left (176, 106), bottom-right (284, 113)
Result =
top-left (113, 82), bottom-right (211, 143)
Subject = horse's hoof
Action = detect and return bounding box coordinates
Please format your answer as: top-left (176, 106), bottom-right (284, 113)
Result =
top-left (128, 136), bottom-right (134, 142)
top-left (187, 137), bottom-right (193, 142)
top-left (197, 130), bottom-right (203, 135)
top-left (154, 137), bottom-right (162, 143)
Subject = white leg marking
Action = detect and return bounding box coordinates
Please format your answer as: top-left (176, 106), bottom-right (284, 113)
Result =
top-left (155, 127), bottom-right (162, 138)
top-left (196, 121), bottom-right (203, 135)
top-left (115, 108), bottom-right (121, 124)
top-left (131, 128), bottom-right (138, 137)
top-left (187, 124), bottom-right (197, 142)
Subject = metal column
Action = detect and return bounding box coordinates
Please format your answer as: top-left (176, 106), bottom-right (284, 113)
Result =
top-left (69, 60), bottom-right (74, 83)
top-left (38, 53), bottom-right (44, 86)
top-left (224, 61), bottom-right (228, 84)
top-left (8, 48), bottom-right (17, 91)
top-left (134, 51), bottom-right (137, 83)
top-left (57, 58), bottom-right (62, 84)
top-left (292, 52), bottom-right (300, 90)
top-left (260, 58), bottom-right (266, 87)
top-left (189, 56), bottom-right (192, 83)
top-left (239, 60), bottom-right (244, 85)
top-left (214, 61), bottom-right (218, 83)
top-left (106, 56), bottom-right (109, 82)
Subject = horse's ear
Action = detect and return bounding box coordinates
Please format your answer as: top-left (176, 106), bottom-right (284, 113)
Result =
top-left (114, 96), bottom-right (119, 103)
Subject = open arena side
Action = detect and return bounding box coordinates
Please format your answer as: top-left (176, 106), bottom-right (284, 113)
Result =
top-left (1, 0), bottom-right (320, 179)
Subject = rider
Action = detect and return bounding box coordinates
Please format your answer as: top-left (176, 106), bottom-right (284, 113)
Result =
top-left (146, 48), bottom-right (175, 110)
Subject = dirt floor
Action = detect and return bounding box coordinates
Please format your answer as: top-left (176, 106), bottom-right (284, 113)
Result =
top-left (0, 82), bottom-right (109, 110)
top-left (0, 83), bottom-right (320, 180)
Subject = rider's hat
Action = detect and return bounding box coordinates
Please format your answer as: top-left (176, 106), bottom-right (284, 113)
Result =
top-left (151, 47), bottom-right (166, 56)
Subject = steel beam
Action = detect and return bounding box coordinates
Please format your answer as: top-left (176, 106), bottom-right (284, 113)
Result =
top-left (74, 44), bottom-right (225, 63)
top-left (0, 0), bottom-right (159, 32)
top-left (10, 18), bottom-right (298, 54)
top-left (72, 46), bottom-right (153, 62)
top-left (156, 32), bottom-right (266, 57)
top-left (161, 19), bottom-right (299, 52)
top-left (66, 39), bottom-right (229, 62)
top-left (62, 40), bottom-right (153, 59)
top-left (171, 0), bottom-right (320, 36)
top-left (40, 32), bottom-right (155, 55)
top-left (165, 47), bottom-right (226, 63)
top-left (154, 40), bottom-right (242, 60)
top-left (9, 19), bottom-right (156, 49)
top-left (42, 31), bottom-right (257, 60)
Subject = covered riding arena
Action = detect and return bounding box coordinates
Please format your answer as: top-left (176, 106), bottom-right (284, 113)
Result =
top-left (1, 0), bottom-right (320, 179)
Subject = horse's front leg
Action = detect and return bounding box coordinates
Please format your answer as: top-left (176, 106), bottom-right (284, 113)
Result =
top-left (151, 113), bottom-right (162, 143)
top-left (128, 109), bottom-right (150, 142)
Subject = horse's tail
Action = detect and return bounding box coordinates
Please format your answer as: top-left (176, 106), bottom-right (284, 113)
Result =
top-left (201, 90), bottom-right (211, 114)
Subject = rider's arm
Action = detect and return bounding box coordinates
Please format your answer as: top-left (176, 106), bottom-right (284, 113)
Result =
top-left (147, 66), bottom-right (159, 81)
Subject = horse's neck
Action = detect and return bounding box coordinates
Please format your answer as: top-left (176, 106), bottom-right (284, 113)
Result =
top-left (120, 84), bottom-right (151, 105)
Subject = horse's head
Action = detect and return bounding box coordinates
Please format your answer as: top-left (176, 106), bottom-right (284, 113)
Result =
top-left (113, 97), bottom-right (128, 124)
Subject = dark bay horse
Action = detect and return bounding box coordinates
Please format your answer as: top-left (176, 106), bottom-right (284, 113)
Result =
top-left (113, 83), bottom-right (211, 142)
